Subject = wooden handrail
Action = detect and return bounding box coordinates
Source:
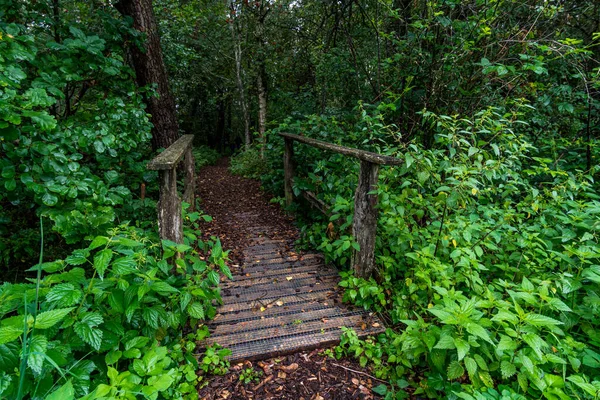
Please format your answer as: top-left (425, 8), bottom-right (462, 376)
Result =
top-left (279, 133), bottom-right (402, 166)
top-left (279, 132), bottom-right (402, 278)
top-left (147, 134), bottom-right (195, 244)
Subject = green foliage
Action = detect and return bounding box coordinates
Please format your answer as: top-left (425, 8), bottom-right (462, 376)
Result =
top-left (261, 104), bottom-right (600, 398)
top-left (200, 344), bottom-right (231, 376)
top-left (0, 224), bottom-right (228, 399)
top-left (192, 146), bottom-right (221, 170)
top-left (238, 367), bottom-right (262, 385)
top-left (229, 148), bottom-right (267, 179)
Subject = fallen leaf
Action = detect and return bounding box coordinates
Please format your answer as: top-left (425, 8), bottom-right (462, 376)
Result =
top-left (372, 322), bottom-right (380, 327)
top-left (275, 300), bottom-right (284, 306)
top-left (361, 323), bottom-right (367, 330)
top-left (278, 371), bottom-right (287, 379)
top-left (260, 306), bottom-right (266, 312)
top-left (352, 378), bottom-right (360, 385)
top-left (286, 276), bottom-right (293, 281)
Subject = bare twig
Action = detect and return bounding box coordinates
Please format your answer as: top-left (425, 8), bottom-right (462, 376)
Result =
top-left (330, 362), bottom-right (388, 384)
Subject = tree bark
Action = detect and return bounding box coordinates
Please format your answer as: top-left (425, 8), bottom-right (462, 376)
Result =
top-left (230, 2), bottom-right (251, 150)
top-left (115, 0), bottom-right (179, 151)
top-left (255, 5), bottom-right (269, 158)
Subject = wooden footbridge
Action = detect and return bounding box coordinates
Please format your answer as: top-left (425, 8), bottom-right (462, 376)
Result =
top-left (147, 133), bottom-right (401, 362)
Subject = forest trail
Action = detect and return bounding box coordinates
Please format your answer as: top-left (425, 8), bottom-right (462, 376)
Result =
top-left (196, 159), bottom-right (384, 363)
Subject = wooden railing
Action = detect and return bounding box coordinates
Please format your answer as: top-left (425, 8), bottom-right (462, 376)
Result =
top-left (279, 132), bottom-right (402, 278)
top-left (147, 135), bottom-right (195, 244)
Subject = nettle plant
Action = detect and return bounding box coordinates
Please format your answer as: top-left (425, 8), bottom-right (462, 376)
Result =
top-left (0, 224), bottom-right (228, 399)
top-left (266, 107), bottom-right (600, 398)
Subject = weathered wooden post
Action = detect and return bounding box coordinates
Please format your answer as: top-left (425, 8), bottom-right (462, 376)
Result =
top-left (283, 137), bottom-right (295, 206)
top-left (183, 146), bottom-right (196, 211)
top-left (277, 132), bottom-right (402, 278)
top-left (351, 161), bottom-right (379, 278)
top-left (147, 135), bottom-right (195, 244)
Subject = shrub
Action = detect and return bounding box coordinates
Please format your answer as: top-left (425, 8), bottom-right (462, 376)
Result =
top-left (229, 148), bottom-right (267, 179)
top-left (0, 223), bottom-right (230, 399)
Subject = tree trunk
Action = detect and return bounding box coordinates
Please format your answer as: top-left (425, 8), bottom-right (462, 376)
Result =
top-left (230, 3), bottom-right (251, 150)
top-left (256, 7), bottom-right (268, 159)
top-left (115, 0), bottom-right (179, 151)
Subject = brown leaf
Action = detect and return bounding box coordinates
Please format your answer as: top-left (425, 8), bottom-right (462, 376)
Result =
top-left (352, 378), bottom-right (360, 386)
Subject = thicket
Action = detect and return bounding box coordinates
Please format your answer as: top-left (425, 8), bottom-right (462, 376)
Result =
top-left (0, 3), bottom-right (230, 399)
top-left (244, 1), bottom-right (600, 399)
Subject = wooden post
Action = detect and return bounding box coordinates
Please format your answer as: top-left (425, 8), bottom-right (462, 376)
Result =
top-left (284, 137), bottom-right (295, 206)
top-left (157, 168), bottom-right (183, 244)
top-left (352, 161), bottom-right (379, 278)
top-left (183, 147), bottom-right (195, 211)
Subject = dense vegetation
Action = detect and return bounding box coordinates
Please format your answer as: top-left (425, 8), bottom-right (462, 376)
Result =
top-left (1, 0), bottom-right (599, 398)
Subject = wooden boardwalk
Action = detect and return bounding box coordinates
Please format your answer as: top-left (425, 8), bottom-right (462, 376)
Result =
top-left (205, 217), bottom-right (385, 362)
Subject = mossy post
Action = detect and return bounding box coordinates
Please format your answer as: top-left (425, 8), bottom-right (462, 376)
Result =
top-left (278, 132), bottom-right (402, 278)
top-left (147, 135), bottom-right (195, 244)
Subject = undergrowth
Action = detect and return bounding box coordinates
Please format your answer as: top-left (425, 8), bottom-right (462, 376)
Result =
top-left (0, 217), bottom-right (231, 399)
top-left (229, 147), bottom-right (267, 179)
top-left (261, 107), bottom-right (600, 399)
top-left (192, 146), bottom-right (221, 170)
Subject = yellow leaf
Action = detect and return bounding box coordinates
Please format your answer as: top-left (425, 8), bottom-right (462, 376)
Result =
top-left (452, 239), bottom-right (457, 248)
top-left (471, 188), bottom-right (478, 195)
top-left (286, 276), bottom-right (293, 281)
top-left (260, 306), bottom-right (266, 312)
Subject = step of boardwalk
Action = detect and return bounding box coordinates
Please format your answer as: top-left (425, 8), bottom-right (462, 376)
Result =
top-left (204, 236), bottom-right (385, 362)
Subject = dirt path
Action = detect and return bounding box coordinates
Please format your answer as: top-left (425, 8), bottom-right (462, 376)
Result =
top-left (196, 159), bottom-right (383, 400)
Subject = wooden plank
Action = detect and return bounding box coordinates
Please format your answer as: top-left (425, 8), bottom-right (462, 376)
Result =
top-left (352, 160), bottom-right (379, 278)
top-left (207, 314), bottom-right (373, 347)
top-left (279, 132), bottom-right (402, 166)
top-left (228, 264), bottom-right (333, 283)
top-left (222, 268), bottom-right (334, 287)
top-left (221, 274), bottom-right (339, 296)
top-left (211, 297), bottom-right (343, 324)
top-left (210, 308), bottom-right (362, 338)
top-left (284, 137), bottom-right (295, 206)
top-left (216, 288), bottom-right (338, 314)
top-left (220, 278), bottom-right (338, 302)
top-left (147, 134), bottom-right (194, 170)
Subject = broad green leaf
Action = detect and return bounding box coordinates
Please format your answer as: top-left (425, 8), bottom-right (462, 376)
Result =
top-left (88, 236), bottom-right (109, 250)
top-left (447, 360), bottom-right (464, 380)
top-left (112, 256), bottom-right (137, 275)
top-left (125, 336), bottom-right (150, 351)
top-left (35, 307), bottom-right (74, 329)
top-left (464, 357), bottom-right (478, 384)
top-left (187, 302), bottom-right (205, 320)
top-left (454, 337), bottom-right (470, 361)
top-left (0, 342), bottom-right (19, 370)
top-left (93, 248), bottom-right (113, 279)
top-left (0, 326), bottom-right (22, 345)
top-left (46, 380), bottom-right (75, 400)
top-left (46, 284), bottom-right (82, 307)
top-left (150, 281), bottom-right (179, 294)
top-left (501, 360), bottom-right (516, 379)
top-left (465, 322), bottom-right (493, 344)
top-left (434, 334), bottom-right (455, 350)
top-left (27, 335), bottom-right (48, 374)
top-left (524, 313), bottom-right (562, 327)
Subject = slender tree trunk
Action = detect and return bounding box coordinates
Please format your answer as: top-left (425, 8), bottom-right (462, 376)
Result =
top-left (115, 0), bottom-right (179, 150)
top-left (256, 8), bottom-right (268, 159)
top-left (230, 3), bottom-right (251, 150)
